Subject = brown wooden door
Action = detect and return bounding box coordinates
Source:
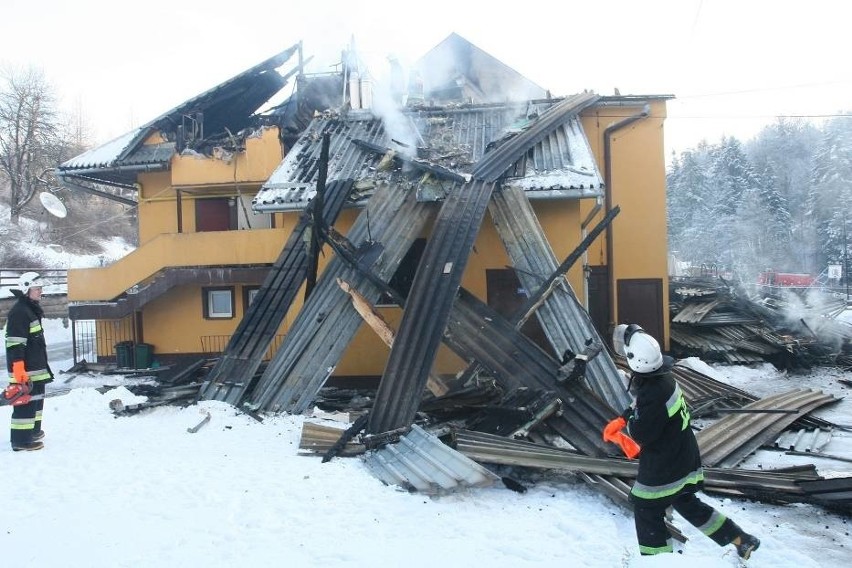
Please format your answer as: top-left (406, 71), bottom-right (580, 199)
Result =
top-left (485, 268), bottom-right (551, 354)
top-left (617, 278), bottom-right (664, 345)
top-left (196, 198), bottom-right (234, 232)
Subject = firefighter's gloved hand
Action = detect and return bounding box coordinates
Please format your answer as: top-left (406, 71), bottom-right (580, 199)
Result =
top-left (602, 416), bottom-right (627, 442)
top-left (602, 416), bottom-right (641, 459)
top-left (11, 360), bottom-right (29, 386)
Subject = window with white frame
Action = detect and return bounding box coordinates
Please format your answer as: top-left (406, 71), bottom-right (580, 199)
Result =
top-left (203, 287), bottom-right (235, 319)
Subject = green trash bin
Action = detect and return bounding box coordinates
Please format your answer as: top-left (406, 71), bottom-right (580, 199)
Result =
top-left (135, 343), bottom-right (154, 369)
top-left (115, 341), bottom-right (134, 369)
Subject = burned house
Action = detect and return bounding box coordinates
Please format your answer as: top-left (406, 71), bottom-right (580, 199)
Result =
top-left (63, 33), bottom-right (851, 514)
top-left (59, 34), bottom-right (672, 387)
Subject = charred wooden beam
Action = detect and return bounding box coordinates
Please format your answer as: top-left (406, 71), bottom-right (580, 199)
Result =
top-left (352, 138), bottom-right (467, 183)
top-left (336, 278), bottom-right (449, 396)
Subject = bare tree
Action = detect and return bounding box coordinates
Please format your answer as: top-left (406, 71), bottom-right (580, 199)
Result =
top-left (0, 66), bottom-right (60, 223)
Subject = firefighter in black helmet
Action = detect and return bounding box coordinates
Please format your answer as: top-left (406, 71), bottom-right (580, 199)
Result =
top-left (5, 272), bottom-right (54, 451)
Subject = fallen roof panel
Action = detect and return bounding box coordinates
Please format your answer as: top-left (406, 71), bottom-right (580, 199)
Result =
top-left (199, 179), bottom-right (354, 404)
top-left (367, 179), bottom-right (497, 435)
top-left (488, 185), bottom-right (631, 411)
top-left (696, 389), bottom-right (839, 468)
top-left (249, 183), bottom-right (433, 413)
top-left (363, 425), bottom-right (500, 494)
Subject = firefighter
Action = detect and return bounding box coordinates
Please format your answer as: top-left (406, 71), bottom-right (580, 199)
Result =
top-left (611, 324), bottom-right (760, 559)
top-left (5, 271), bottom-right (54, 451)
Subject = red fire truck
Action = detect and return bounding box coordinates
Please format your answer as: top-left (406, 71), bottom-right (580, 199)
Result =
top-left (756, 270), bottom-right (817, 288)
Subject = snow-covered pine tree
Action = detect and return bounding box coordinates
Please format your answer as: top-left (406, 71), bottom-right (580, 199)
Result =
top-left (807, 115), bottom-right (852, 272)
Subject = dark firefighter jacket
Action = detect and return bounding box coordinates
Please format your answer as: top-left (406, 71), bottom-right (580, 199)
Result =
top-left (5, 292), bottom-right (54, 384)
top-left (625, 368), bottom-right (702, 503)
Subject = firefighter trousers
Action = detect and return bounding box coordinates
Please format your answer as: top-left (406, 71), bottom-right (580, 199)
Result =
top-left (10, 381), bottom-right (46, 446)
top-left (634, 490), bottom-right (743, 555)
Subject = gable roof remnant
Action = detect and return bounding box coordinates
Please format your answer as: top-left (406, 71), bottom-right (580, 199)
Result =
top-left (57, 43), bottom-right (304, 197)
top-left (412, 32), bottom-right (547, 104)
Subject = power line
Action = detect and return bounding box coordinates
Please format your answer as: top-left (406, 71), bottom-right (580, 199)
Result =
top-left (677, 80), bottom-right (852, 99)
top-left (667, 113), bottom-right (852, 120)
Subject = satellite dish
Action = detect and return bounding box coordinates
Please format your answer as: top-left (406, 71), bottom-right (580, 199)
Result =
top-left (39, 191), bottom-right (67, 218)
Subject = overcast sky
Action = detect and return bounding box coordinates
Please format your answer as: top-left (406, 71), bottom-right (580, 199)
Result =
top-left (3, 0), bottom-right (851, 159)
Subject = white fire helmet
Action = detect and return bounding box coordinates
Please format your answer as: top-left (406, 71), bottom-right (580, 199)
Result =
top-left (12, 272), bottom-right (52, 295)
top-left (613, 323), bottom-right (665, 373)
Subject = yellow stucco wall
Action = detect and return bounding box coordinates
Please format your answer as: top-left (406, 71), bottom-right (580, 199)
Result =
top-left (171, 127), bottom-right (283, 187)
top-left (135, 127), bottom-right (283, 244)
top-left (581, 100), bottom-right (670, 347)
top-left (68, 227), bottom-right (296, 301)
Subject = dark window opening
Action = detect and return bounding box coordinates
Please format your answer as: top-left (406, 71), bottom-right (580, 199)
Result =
top-left (243, 286), bottom-right (260, 313)
top-left (485, 268), bottom-right (552, 355)
top-left (378, 238), bottom-right (427, 306)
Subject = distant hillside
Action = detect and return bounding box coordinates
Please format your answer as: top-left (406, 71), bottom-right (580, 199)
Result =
top-left (0, 188), bottom-right (136, 269)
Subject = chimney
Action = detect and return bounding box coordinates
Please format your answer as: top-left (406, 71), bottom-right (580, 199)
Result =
top-left (360, 77), bottom-right (373, 109)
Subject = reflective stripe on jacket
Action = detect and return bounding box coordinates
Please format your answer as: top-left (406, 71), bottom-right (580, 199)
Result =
top-left (626, 370), bottom-right (702, 503)
top-left (5, 295), bottom-right (53, 384)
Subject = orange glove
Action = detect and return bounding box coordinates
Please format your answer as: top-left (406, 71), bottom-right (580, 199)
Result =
top-left (12, 360), bottom-right (29, 385)
top-left (602, 416), bottom-right (641, 459)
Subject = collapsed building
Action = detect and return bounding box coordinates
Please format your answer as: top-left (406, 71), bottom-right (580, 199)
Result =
top-left (59, 34), bottom-right (851, 517)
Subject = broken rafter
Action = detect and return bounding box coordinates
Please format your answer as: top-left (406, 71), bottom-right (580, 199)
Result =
top-left (336, 277), bottom-right (450, 396)
top-left (352, 138), bottom-right (468, 183)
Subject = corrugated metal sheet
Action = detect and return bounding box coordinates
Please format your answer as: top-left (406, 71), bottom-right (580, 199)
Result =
top-left (672, 300), bottom-right (722, 324)
top-left (443, 288), bottom-right (618, 457)
top-left (254, 95), bottom-right (605, 213)
top-left (773, 428), bottom-right (832, 453)
top-left (367, 179), bottom-right (497, 435)
top-left (488, 185), bottom-right (631, 411)
top-left (696, 389), bottom-right (839, 468)
top-left (670, 326), bottom-right (769, 364)
top-left (453, 429), bottom-right (845, 512)
top-left (255, 113), bottom-right (390, 210)
top-left (363, 425), bottom-right (500, 494)
top-left (670, 363), bottom-right (837, 431)
top-left (471, 93), bottom-right (599, 182)
top-left (796, 478), bottom-right (852, 510)
top-left (59, 129), bottom-right (144, 170)
top-left (248, 183), bottom-right (434, 412)
top-left (199, 179), bottom-right (354, 404)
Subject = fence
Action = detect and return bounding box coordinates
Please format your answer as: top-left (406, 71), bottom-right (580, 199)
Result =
top-left (201, 334), bottom-right (286, 361)
top-left (72, 320), bottom-right (99, 364)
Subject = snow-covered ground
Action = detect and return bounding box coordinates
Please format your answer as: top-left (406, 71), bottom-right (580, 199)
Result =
top-left (1, 320), bottom-right (851, 568)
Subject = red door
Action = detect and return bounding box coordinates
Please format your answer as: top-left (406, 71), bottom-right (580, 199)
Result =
top-left (196, 198), bottom-right (234, 232)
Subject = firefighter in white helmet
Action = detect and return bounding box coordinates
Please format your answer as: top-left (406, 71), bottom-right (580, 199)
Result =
top-left (4, 272), bottom-right (54, 451)
top-left (610, 324), bottom-right (760, 559)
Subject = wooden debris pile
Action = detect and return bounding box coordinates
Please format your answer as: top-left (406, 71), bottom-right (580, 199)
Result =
top-left (669, 276), bottom-right (851, 370)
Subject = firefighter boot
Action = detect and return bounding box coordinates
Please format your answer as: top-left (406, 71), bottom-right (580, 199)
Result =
top-left (12, 440), bottom-right (44, 452)
top-left (734, 533), bottom-right (760, 560)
